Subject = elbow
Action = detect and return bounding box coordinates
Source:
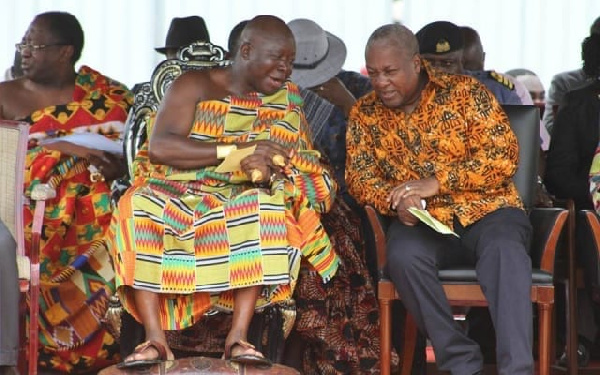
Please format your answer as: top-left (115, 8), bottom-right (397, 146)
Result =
top-left (148, 137), bottom-right (168, 165)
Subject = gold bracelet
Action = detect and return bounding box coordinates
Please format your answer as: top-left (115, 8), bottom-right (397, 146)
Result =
top-left (216, 144), bottom-right (237, 159)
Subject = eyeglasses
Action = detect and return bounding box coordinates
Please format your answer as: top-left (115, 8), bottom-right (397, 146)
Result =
top-left (15, 43), bottom-right (66, 53)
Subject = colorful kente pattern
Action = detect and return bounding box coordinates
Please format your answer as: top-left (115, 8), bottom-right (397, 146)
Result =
top-left (109, 81), bottom-right (339, 331)
top-left (22, 65), bottom-right (133, 373)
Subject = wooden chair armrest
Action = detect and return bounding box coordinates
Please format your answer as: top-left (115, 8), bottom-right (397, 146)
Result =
top-left (364, 205), bottom-right (391, 278)
top-left (529, 207), bottom-right (568, 273)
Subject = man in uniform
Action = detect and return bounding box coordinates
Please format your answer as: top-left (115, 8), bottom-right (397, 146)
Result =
top-left (416, 20), bottom-right (522, 105)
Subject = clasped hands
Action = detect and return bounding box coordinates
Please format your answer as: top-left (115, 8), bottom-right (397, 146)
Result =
top-left (387, 176), bottom-right (440, 226)
top-left (239, 140), bottom-right (289, 187)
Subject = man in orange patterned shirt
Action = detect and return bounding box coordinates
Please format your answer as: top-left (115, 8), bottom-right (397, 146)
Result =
top-left (346, 24), bottom-right (533, 375)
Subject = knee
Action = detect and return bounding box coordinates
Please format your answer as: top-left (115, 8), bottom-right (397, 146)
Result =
top-left (386, 238), bottom-right (432, 276)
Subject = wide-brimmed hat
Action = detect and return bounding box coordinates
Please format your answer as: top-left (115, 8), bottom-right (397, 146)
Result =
top-left (288, 19), bottom-right (347, 89)
top-left (155, 16), bottom-right (210, 54)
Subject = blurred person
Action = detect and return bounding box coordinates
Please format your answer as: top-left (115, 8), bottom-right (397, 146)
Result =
top-left (543, 16), bottom-right (600, 134)
top-left (2, 51), bottom-right (22, 81)
top-left (285, 17), bottom-right (391, 374)
top-left (288, 18), bottom-right (371, 206)
top-left (416, 21), bottom-right (522, 105)
top-left (155, 16), bottom-right (210, 60)
top-left (546, 31), bottom-right (600, 367)
top-left (506, 68), bottom-right (546, 108)
top-left (461, 26), bottom-right (550, 150)
top-left (0, 11), bottom-right (133, 373)
top-left (461, 26), bottom-right (532, 104)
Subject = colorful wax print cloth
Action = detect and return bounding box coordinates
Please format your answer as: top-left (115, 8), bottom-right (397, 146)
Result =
top-left (22, 65), bottom-right (133, 373)
top-left (347, 60), bottom-right (522, 228)
top-left (109, 81), bottom-right (339, 330)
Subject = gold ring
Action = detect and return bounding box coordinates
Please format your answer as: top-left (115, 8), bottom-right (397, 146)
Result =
top-left (272, 154), bottom-right (285, 166)
top-left (251, 169), bottom-right (263, 182)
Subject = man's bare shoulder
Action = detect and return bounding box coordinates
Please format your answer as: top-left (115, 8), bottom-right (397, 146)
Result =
top-left (0, 79), bottom-right (27, 119)
top-left (172, 67), bottom-right (229, 101)
top-left (0, 78), bottom-right (24, 95)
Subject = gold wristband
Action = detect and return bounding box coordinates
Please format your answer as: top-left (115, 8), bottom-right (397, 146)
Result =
top-left (216, 144), bottom-right (237, 159)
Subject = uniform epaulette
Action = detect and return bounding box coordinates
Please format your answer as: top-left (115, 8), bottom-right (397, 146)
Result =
top-left (488, 71), bottom-right (515, 90)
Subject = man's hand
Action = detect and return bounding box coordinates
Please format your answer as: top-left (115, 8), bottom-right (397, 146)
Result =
top-left (241, 140), bottom-right (290, 167)
top-left (387, 176), bottom-right (440, 210)
top-left (88, 152), bottom-right (126, 182)
top-left (387, 176), bottom-right (440, 226)
top-left (44, 141), bottom-right (126, 182)
top-left (394, 194), bottom-right (422, 226)
top-left (312, 77), bottom-right (356, 116)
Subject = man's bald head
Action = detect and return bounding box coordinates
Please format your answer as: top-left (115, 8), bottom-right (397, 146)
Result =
top-left (239, 15), bottom-right (295, 51)
top-left (461, 26), bottom-right (485, 71)
top-left (232, 15), bottom-right (296, 95)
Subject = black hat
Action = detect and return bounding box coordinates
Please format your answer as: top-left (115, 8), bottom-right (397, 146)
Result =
top-left (416, 21), bottom-right (464, 55)
top-left (155, 16), bottom-right (210, 54)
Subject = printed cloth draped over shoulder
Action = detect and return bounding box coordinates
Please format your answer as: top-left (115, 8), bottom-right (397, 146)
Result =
top-left (22, 65), bottom-right (133, 373)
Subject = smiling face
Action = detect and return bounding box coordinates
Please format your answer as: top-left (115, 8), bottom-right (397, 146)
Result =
top-left (243, 34), bottom-right (295, 94)
top-left (365, 39), bottom-right (422, 110)
top-left (236, 16), bottom-right (296, 96)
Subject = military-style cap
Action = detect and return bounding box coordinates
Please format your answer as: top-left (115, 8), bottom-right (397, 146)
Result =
top-left (416, 21), bottom-right (464, 54)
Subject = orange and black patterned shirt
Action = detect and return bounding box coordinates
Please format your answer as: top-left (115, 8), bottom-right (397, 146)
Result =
top-left (346, 62), bottom-right (523, 229)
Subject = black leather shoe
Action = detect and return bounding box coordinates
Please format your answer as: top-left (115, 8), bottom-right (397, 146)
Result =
top-left (557, 342), bottom-right (590, 368)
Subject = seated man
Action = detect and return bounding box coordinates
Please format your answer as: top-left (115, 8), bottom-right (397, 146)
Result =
top-left (0, 11), bottom-right (132, 373)
top-left (346, 24), bottom-right (533, 374)
top-left (108, 15), bottom-right (339, 368)
top-left (552, 32), bottom-right (600, 365)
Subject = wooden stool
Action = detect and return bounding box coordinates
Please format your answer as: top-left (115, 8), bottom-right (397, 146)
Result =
top-left (98, 356), bottom-right (300, 375)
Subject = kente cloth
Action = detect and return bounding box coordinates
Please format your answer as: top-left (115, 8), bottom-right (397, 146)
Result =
top-left (164, 199), bottom-right (396, 374)
top-left (22, 65), bottom-right (133, 373)
top-left (108, 81), bottom-right (339, 331)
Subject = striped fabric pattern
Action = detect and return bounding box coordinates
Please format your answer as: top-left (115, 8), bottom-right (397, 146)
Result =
top-left (109, 81), bottom-right (339, 330)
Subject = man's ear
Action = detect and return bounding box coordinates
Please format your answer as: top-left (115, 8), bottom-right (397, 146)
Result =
top-left (413, 53), bottom-right (421, 73)
top-left (60, 45), bottom-right (75, 63)
top-left (239, 42), bottom-right (252, 60)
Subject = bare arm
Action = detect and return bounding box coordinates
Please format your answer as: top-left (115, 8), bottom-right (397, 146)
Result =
top-left (149, 70), bottom-right (226, 169)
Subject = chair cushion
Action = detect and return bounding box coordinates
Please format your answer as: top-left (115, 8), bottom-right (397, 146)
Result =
top-left (438, 268), bottom-right (553, 285)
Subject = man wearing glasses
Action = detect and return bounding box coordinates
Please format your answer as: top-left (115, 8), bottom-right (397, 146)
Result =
top-left (0, 11), bottom-right (132, 374)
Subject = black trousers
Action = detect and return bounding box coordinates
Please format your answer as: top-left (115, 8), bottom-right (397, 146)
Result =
top-left (386, 207), bottom-right (533, 375)
top-left (0, 219), bottom-right (18, 366)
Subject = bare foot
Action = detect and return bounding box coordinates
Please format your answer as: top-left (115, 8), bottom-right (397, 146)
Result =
top-left (229, 340), bottom-right (265, 359)
top-left (124, 340), bottom-right (174, 363)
